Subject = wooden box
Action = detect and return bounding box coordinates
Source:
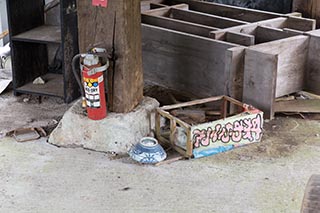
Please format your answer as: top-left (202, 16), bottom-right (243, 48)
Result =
top-left (155, 96), bottom-right (264, 158)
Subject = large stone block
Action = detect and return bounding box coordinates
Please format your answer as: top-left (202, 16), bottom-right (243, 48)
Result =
top-left (48, 97), bottom-right (159, 154)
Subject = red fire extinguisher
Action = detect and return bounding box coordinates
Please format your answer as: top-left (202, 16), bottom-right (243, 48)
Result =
top-left (72, 48), bottom-right (109, 120)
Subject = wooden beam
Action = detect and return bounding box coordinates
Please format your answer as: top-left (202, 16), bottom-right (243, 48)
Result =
top-left (171, 0), bottom-right (281, 22)
top-left (171, 8), bottom-right (248, 29)
top-left (285, 16), bottom-right (316, 31)
top-left (77, 0), bottom-right (143, 113)
top-left (274, 100), bottom-right (320, 113)
top-left (225, 46), bottom-right (246, 101)
top-left (141, 14), bottom-right (218, 37)
top-left (243, 50), bottom-right (278, 120)
top-left (255, 26), bottom-right (302, 44)
top-left (210, 17), bottom-right (288, 40)
top-left (225, 31), bottom-right (255, 46)
top-left (306, 31), bottom-right (320, 95)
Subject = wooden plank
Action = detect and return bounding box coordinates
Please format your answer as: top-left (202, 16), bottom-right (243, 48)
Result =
top-left (161, 96), bottom-right (224, 111)
top-left (77, 0), bottom-right (143, 113)
top-left (285, 16), bottom-right (316, 31)
top-left (171, 0), bottom-right (281, 22)
top-left (249, 35), bottom-right (309, 98)
top-left (142, 24), bottom-right (239, 100)
top-left (186, 128), bottom-right (192, 157)
top-left (225, 46), bottom-right (246, 101)
top-left (142, 4), bottom-right (189, 16)
top-left (210, 17), bottom-right (288, 40)
top-left (142, 6), bottom-right (170, 16)
top-left (142, 14), bottom-right (218, 37)
top-left (12, 25), bottom-right (61, 44)
top-left (226, 31), bottom-right (255, 46)
top-left (293, 0), bottom-right (320, 28)
top-left (16, 73), bottom-right (64, 98)
top-left (243, 50), bottom-right (278, 119)
top-left (61, 0), bottom-right (80, 103)
top-left (255, 26), bottom-right (302, 44)
top-left (283, 28), bottom-right (304, 35)
top-left (171, 8), bottom-right (248, 29)
top-left (306, 33), bottom-right (320, 95)
top-left (274, 100), bottom-right (320, 113)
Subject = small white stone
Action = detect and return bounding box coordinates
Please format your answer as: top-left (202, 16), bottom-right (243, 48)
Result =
top-left (33, 77), bottom-right (46, 85)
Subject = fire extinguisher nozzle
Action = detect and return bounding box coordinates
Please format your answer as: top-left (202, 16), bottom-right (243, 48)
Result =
top-left (82, 97), bottom-right (87, 108)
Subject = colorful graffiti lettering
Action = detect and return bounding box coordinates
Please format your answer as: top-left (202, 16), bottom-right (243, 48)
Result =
top-left (193, 114), bottom-right (263, 148)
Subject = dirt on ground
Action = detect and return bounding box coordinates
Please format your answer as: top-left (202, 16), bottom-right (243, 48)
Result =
top-left (0, 87), bottom-right (320, 212)
top-left (0, 116), bottom-right (319, 212)
top-left (0, 91), bottom-right (73, 137)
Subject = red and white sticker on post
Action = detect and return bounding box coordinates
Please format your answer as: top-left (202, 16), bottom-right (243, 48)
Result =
top-left (92, 0), bottom-right (108, 7)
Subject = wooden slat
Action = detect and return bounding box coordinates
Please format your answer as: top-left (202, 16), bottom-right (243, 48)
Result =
top-left (171, 8), bottom-right (248, 29)
top-left (16, 73), bottom-right (64, 97)
top-left (306, 33), bottom-right (320, 95)
top-left (161, 96), bottom-right (224, 111)
top-left (226, 31), bottom-right (255, 46)
top-left (248, 35), bottom-right (309, 98)
top-left (274, 100), bottom-right (320, 113)
top-left (142, 7), bottom-right (170, 16)
top-left (142, 4), bottom-right (189, 16)
top-left (142, 14), bottom-right (218, 37)
top-left (12, 25), bottom-right (61, 43)
top-left (210, 17), bottom-right (288, 40)
top-left (286, 16), bottom-right (316, 31)
top-left (225, 46), bottom-right (246, 102)
top-left (171, 0), bottom-right (281, 22)
top-left (243, 50), bottom-right (278, 119)
top-left (157, 109), bottom-right (191, 129)
top-left (255, 26), bottom-right (302, 44)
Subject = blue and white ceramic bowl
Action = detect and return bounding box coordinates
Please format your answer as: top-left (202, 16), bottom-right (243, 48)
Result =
top-left (128, 137), bottom-right (167, 164)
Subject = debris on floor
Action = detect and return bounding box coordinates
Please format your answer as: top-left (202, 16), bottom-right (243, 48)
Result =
top-left (9, 127), bottom-right (47, 142)
top-left (275, 91), bottom-right (320, 118)
top-left (32, 76), bottom-right (46, 85)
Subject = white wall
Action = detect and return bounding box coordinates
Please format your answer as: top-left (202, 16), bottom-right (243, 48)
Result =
top-left (0, 0), bottom-right (8, 46)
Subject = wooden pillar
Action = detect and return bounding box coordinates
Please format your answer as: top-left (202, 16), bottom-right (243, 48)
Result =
top-left (77, 0), bottom-right (143, 113)
top-left (293, 0), bottom-right (320, 28)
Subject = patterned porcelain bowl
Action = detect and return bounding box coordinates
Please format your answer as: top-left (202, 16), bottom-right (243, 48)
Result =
top-left (128, 137), bottom-right (167, 164)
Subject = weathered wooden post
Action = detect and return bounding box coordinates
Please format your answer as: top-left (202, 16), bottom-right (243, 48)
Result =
top-left (76, 0), bottom-right (143, 113)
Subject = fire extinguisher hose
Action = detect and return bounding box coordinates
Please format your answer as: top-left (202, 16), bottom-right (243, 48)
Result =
top-left (72, 54), bottom-right (86, 107)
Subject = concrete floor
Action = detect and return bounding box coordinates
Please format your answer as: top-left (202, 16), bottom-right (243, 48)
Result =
top-left (1, 116), bottom-right (320, 213)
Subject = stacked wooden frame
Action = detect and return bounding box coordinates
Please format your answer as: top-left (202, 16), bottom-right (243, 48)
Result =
top-left (141, 0), bottom-right (320, 119)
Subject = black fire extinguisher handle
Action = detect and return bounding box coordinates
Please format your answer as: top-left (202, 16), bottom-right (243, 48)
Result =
top-left (72, 54), bottom-right (85, 104)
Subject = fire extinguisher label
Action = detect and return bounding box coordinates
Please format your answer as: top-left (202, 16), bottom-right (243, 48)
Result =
top-left (84, 76), bottom-right (103, 108)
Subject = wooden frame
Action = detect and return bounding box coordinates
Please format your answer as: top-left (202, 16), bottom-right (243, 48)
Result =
top-left (156, 96), bottom-right (264, 158)
top-left (142, 0), bottom-right (319, 120)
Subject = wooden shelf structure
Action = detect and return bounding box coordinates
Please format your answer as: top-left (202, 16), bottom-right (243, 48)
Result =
top-left (6, 0), bottom-right (79, 103)
top-left (12, 25), bottom-right (61, 44)
top-left (141, 0), bottom-right (320, 120)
